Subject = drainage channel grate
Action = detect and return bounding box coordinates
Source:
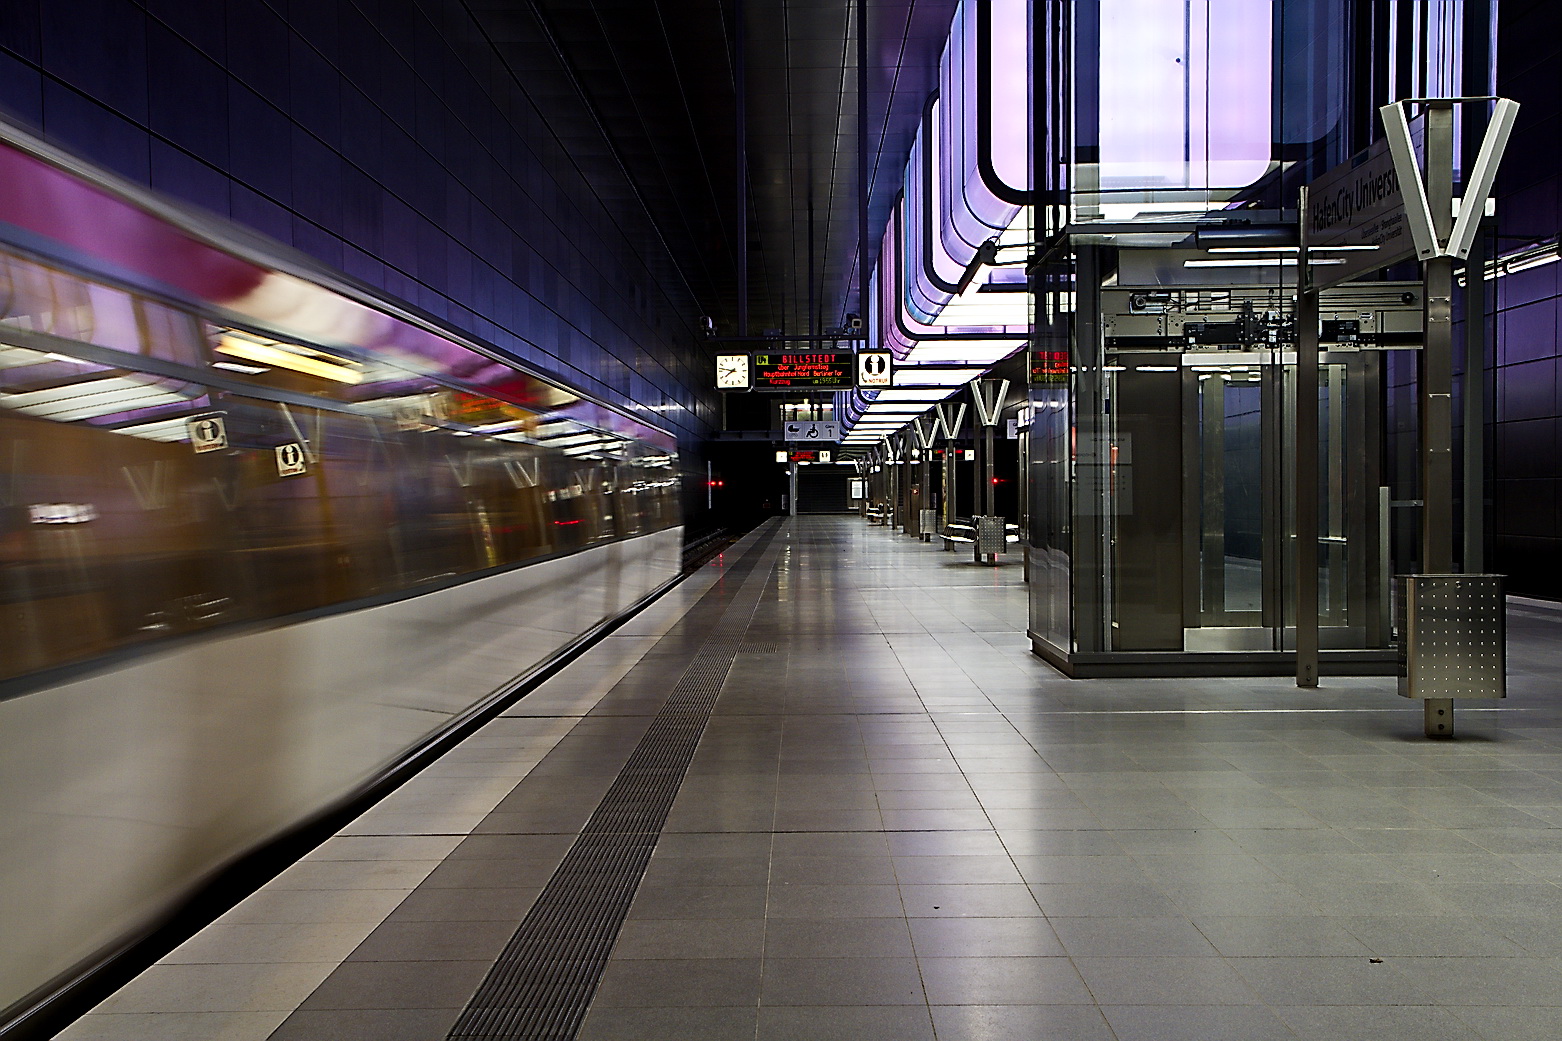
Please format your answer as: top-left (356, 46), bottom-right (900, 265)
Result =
top-left (446, 531), bottom-right (777, 1040)
top-left (739, 640), bottom-right (780, 654)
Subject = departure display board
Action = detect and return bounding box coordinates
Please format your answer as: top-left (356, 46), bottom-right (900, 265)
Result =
top-left (752, 352), bottom-right (855, 390)
top-left (1031, 350), bottom-right (1069, 385)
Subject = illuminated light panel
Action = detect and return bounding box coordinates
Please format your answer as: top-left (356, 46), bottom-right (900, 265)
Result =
top-left (1206, 245), bottom-right (1380, 253)
top-left (216, 334), bottom-right (363, 384)
top-left (113, 415), bottom-right (203, 442)
top-left (1, 377), bottom-right (194, 421)
top-left (1097, 0), bottom-right (1272, 192)
top-left (893, 367), bottom-right (986, 386)
top-left (1182, 258), bottom-right (1345, 268)
top-left (906, 344), bottom-right (1023, 364)
top-left (865, 388), bottom-right (960, 402)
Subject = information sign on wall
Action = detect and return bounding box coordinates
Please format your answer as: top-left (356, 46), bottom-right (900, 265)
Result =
top-left (187, 415), bottom-right (228, 453)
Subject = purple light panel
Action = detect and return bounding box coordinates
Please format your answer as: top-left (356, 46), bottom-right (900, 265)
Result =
top-left (1097, 0), bottom-right (1273, 192)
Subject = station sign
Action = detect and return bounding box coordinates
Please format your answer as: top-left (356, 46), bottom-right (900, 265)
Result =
top-left (1304, 136), bottom-right (1415, 290)
top-left (753, 352), bottom-right (855, 390)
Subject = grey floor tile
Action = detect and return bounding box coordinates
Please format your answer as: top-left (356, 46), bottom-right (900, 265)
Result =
top-left (920, 956), bottom-right (1093, 1005)
top-left (577, 1006), bottom-right (759, 1041)
top-left (1190, 915), bottom-right (1371, 957)
top-left (385, 886), bottom-right (540, 923)
top-left (900, 883), bottom-right (1043, 918)
top-left (1342, 914), bottom-right (1527, 956)
top-left (1101, 1004), bottom-right (1296, 1041)
top-left (757, 1005), bottom-right (935, 1041)
top-left (766, 884), bottom-right (905, 918)
top-left (768, 855), bottom-right (898, 885)
top-left (1049, 916), bottom-right (1217, 957)
top-left (296, 960), bottom-right (492, 1011)
top-left (1386, 956), bottom-right (1562, 1005)
top-left (909, 917), bottom-right (1065, 958)
top-left (1229, 955), bottom-right (1436, 1006)
top-left (611, 918), bottom-right (767, 959)
top-left (759, 956), bottom-right (924, 1005)
top-left (771, 832), bottom-right (892, 857)
top-left (640, 854), bottom-right (773, 886)
top-left (928, 1004), bottom-right (1115, 1041)
top-left (890, 855), bottom-right (1025, 885)
top-left (1072, 956), bottom-right (1259, 1005)
top-left (591, 958), bottom-right (762, 1007)
top-left (1012, 854), bottom-right (1151, 884)
top-left (347, 918), bottom-right (517, 963)
top-left (628, 884), bottom-right (769, 920)
top-left (1274, 1003), bottom-right (1486, 1041)
top-left (1029, 882), bottom-right (1182, 918)
top-left (266, 1007), bottom-right (460, 1041)
top-left (762, 917), bottom-right (915, 959)
top-left (1453, 1005), bottom-right (1562, 1041)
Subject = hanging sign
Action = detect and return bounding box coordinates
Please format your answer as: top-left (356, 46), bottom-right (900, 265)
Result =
top-left (753, 353), bottom-right (854, 390)
top-left (857, 351), bottom-right (893, 387)
top-left (783, 420), bottom-right (840, 442)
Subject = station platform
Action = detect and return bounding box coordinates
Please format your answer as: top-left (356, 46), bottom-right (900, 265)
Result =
top-left (58, 516), bottom-right (1562, 1041)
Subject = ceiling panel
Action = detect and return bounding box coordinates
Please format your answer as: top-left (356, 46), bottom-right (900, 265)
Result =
top-left (467, 0), bottom-right (956, 352)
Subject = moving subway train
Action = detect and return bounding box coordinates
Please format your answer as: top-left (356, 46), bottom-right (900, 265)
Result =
top-left (0, 124), bottom-right (682, 1028)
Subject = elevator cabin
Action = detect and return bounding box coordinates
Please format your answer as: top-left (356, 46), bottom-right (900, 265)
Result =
top-left (1032, 247), bottom-right (1423, 675)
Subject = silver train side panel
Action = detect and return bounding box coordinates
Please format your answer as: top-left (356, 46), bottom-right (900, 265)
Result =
top-left (0, 525), bottom-right (680, 1013)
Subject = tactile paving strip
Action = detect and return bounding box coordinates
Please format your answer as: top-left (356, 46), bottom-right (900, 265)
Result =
top-left (446, 528), bottom-right (778, 1040)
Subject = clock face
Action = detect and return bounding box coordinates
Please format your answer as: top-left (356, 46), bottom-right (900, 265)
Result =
top-left (716, 354), bottom-right (750, 389)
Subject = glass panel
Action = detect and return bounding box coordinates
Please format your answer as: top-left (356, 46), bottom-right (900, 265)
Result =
top-left (1195, 368), bottom-right (1265, 626)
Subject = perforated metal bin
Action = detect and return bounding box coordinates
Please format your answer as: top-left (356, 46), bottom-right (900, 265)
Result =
top-left (1397, 574), bottom-right (1506, 700)
top-left (976, 516), bottom-right (1007, 556)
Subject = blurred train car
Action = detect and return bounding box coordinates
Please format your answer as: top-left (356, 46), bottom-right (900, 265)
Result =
top-left (0, 122), bottom-right (683, 1028)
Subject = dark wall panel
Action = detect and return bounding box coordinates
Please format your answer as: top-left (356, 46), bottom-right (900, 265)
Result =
top-left (0, 0), bottom-right (716, 484)
top-left (1493, 4), bottom-right (1562, 596)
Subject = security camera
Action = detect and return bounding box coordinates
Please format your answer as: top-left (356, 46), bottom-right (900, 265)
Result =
top-left (700, 316), bottom-right (715, 336)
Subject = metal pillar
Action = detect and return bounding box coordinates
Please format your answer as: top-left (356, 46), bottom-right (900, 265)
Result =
top-left (970, 379), bottom-right (1010, 564)
top-left (1296, 185), bottom-right (1320, 689)
top-left (1421, 102), bottom-right (1458, 736)
top-left (936, 400), bottom-right (967, 551)
top-left (1463, 216), bottom-right (1489, 573)
top-left (1073, 246), bottom-right (1108, 653)
top-left (913, 414), bottom-right (939, 540)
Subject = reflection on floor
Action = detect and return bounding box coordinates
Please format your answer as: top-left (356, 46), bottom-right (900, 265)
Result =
top-left (59, 516), bottom-right (1562, 1041)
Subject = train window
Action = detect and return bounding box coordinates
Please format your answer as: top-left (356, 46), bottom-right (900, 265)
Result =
top-left (0, 249), bottom-right (678, 686)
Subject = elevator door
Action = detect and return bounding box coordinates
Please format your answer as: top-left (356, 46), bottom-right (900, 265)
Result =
top-left (1182, 361), bottom-right (1276, 650)
top-left (1183, 354), bottom-right (1382, 651)
top-left (1110, 353), bottom-right (1384, 654)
